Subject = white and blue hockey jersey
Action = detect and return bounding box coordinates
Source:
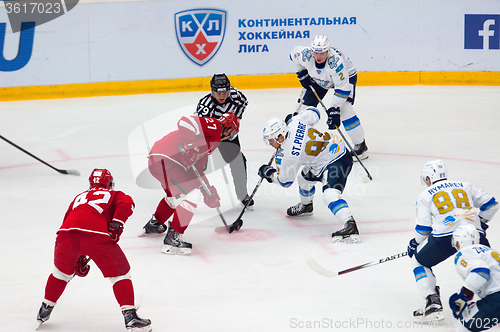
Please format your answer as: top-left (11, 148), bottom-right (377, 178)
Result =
top-left (454, 244), bottom-right (500, 298)
top-left (273, 107), bottom-right (347, 187)
top-left (290, 45), bottom-right (356, 109)
top-left (414, 180), bottom-right (498, 242)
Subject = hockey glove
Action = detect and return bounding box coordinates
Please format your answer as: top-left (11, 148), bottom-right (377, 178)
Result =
top-left (180, 146), bottom-right (199, 168)
top-left (74, 255), bottom-right (90, 277)
top-left (108, 220), bottom-right (124, 243)
top-left (285, 112), bottom-right (298, 125)
top-left (407, 238), bottom-right (419, 258)
top-left (258, 164), bottom-right (277, 183)
top-left (203, 185), bottom-right (220, 209)
top-left (480, 216), bottom-right (489, 231)
top-left (449, 287), bottom-right (474, 319)
top-left (326, 107), bottom-right (341, 130)
top-left (296, 70), bottom-right (315, 89)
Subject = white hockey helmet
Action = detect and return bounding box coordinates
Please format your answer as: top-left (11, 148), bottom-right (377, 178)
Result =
top-left (420, 159), bottom-right (447, 185)
top-left (311, 35), bottom-right (330, 53)
top-left (263, 117), bottom-right (288, 145)
top-left (452, 224), bottom-right (479, 250)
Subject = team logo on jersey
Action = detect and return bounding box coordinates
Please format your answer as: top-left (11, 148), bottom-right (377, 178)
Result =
top-left (174, 9), bottom-right (227, 66)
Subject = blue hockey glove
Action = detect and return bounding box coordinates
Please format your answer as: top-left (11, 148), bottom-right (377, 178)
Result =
top-left (407, 238), bottom-right (419, 258)
top-left (285, 112), bottom-right (298, 125)
top-left (258, 164), bottom-right (276, 183)
top-left (326, 107), bottom-right (341, 129)
top-left (480, 217), bottom-right (489, 231)
top-left (449, 287), bottom-right (474, 319)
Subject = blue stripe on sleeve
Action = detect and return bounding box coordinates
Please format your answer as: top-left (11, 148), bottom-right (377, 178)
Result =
top-left (415, 225), bottom-right (432, 236)
top-left (471, 267), bottom-right (490, 281)
top-left (480, 198), bottom-right (498, 211)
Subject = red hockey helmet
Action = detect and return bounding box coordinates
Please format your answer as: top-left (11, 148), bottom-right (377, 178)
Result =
top-left (89, 168), bottom-right (114, 189)
top-left (219, 113), bottom-right (240, 140)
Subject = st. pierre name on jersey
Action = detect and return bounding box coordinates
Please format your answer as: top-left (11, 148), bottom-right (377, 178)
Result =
top-left (292, 122), bottom-right (307, 156)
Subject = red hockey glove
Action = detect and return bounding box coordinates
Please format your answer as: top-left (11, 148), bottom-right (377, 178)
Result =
top-left (203, 185), bottom-right (220, 209)
top-left (180, 146), bottom-right (199, 167)
top-left (75, 255), bottom-right (90, 277)
top-left (108, 220), bottom-right (124, 243)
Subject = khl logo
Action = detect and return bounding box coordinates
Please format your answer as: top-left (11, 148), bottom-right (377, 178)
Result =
top-left (174, 9), bottom-right (226, 66)
top-left (465, 14), bottom-right (500, 49)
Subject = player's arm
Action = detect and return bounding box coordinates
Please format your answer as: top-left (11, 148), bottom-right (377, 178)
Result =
top-left (408, 196), bottom-right (433, 257)
top-left (471, 185), bottom-right (499, 223)
top-left (328, 56), bottom-right (352, 109)
top-left (108, 192), bottom-right (135, 243)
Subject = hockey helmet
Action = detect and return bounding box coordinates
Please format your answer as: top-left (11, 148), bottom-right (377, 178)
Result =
top-left (420, 159), bottom-right (447, 185)
top-left (263, 117), bottom-right (288, 145)
top-left (311, 35), bottom-right (330, 53)
top-left (452, 224), bottom-right (479, 250)
top-left (219, 113), bottom-right (240, 140)
top-left (210, 73), bottom-right (231, 93)
top-left (89, 168), bottom-right (114, 189)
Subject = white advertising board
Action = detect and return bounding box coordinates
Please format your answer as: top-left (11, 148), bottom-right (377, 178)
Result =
top-left (0, 0), bottom-right (499, 87)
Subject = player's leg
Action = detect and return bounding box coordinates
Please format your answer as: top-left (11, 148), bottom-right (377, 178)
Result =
top-left (321, 154), bottom-right (359, 243)
top-left (162, 189), bottom-right (202, 255)
top-left (411, 235), bottom-right (456, 321)
top-left (458, 292), bottom-right (500, 332)
top-left (37, 232), bottom-right (81, 326)
top-left (219, 139), bottom-right (251, 207)
top-left (286, 167), bottom-right (316, 217)
top-left (298, 85), bottom-right (328, 112)
top-left (342, 75), bottom-right (367, 160)
top-left (86, 235), bottom-right (151, 331)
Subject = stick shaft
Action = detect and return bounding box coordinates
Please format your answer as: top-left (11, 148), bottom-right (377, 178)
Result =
top-left (308, 86), bottom-right (372, 180)
top-left (0, 135), bottom-right (79, 175)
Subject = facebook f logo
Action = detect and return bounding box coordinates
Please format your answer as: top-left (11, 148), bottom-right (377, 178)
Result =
top-left (465, 14), bottom-right (500, 49)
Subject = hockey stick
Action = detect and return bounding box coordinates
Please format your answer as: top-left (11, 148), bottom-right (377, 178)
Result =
top-left (233, 151), bottom-right (276, 226)
top-left (306, 251), bottom-right (407, 278)
top-left (179, 145), bottom-right (241, 233)
top-left (309, 86), bottom-right (372, 181)
top-left (0, 135), bottom-right (80, 176)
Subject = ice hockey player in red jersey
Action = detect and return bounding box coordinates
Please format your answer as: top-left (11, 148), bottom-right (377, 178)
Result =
top-left (141, 113), bottom-right (240, 255)
top-left (36, 169), bottom-right (152, 332)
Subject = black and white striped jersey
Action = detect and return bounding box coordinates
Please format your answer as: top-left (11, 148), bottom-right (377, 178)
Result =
top-left (195, 87), bottom-right (248, 120)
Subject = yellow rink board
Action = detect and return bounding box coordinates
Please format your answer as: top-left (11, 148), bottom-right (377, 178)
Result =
top-left (1, 72), bottom-right (499, 102)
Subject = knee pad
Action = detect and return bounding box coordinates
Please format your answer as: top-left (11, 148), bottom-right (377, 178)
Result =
top-left (109, 271), bottom-right (132, 285)
top-left (179, 189), bottom-right (201, 213)
top-left (322, 188), bottom-right (341, 206)
top-left (52, 267), bottom-right (74, 283)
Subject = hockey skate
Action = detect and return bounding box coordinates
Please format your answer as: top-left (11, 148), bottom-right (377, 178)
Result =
top-left (286, 202), bottom-right (313, 217)
top-left (331, 218), bottom-right (361, 243)
top-left (351, 140), bottom-right (368, 161)
top-left (36, 302), bottom-right (54, 329)
top-left (139, 215), bottom-right (168, 237)
top-left (161, 228), bottom-right (192, 255)
top-left (413, 287), bottom-right (445, 322)
top-left (123, 308), bottom-right (152, 332)
top-left (241, 195), bottom-right (255, 211)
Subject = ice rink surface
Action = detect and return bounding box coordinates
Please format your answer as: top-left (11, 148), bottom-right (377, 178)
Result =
top-left (1, 86), bottom-right (500, 331)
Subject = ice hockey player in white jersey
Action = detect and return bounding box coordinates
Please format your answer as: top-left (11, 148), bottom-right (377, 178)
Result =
top-left (290, 35), bottom-right (367, 160)
top-left (258, 106), bottom-right (360, 243)
top-left (449, 224), bottom-right (500, 332)
top-left (407, 160), bottom-right (498, 322)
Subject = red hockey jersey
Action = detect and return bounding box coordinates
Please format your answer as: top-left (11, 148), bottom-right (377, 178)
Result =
top-left (149, 115), bottom-right (222, 172)
top-left (58, 187), bottom-right (135, 237)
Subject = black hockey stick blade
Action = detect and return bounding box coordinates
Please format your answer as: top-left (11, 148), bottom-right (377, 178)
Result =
top-left (0, 135), bottom-right (80, 176)
top-left (306, 252), bottom-right (408, 278)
